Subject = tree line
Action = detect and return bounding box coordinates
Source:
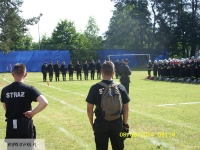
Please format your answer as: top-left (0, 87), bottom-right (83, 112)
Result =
top-left (1, 0), bottom-right (200, 62)
top-left (109, 0), bottom-right (200, 58)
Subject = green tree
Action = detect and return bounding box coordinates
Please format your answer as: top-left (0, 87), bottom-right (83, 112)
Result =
top-left (105, 1), bottom-right (152, 51)
top-left (51, 19), bottom-right (79, 51)
top-left (0, 0), bottom-right (39, 53)
top-left (13, 34), bottom-right (34, 50)
top-left (84, 16), bottom-right (103, 60)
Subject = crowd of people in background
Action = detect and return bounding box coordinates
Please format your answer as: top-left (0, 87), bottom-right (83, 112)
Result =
top-left (146, 56), bottom-right (200, 84)
top-left (41, 59), bottom-right (127, 82)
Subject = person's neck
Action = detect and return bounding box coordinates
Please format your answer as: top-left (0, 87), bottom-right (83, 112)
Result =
top-left (14, 77), bottom-right (24, 82)
top-left (102, 76), bottom-right (113, 80)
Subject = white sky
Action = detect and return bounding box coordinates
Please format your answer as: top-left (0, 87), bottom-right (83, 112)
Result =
top-left (21, 0), bottom-right (115, 42)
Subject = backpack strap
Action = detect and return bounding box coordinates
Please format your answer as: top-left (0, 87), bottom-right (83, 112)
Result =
top-left (98, 82), bottom-right (109, 88)
top-left (98, 81), bottom-right (120, 87)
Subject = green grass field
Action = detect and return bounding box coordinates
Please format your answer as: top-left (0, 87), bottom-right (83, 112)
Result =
top-left (0, 71), bottom-right (200, 150)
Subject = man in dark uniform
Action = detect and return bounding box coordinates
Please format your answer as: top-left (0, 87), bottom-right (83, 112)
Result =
top-left (153, 60), bottom-right (158, 77)
top-left (53, 61), bottom-right (60, 81)
top-left (41, 62), bottom-right (47, 82)
top-left (47, 61), bottom-right (54, 81)
top-left (114, 59), bottom-right (120, 79)
top-left (118, 59), bottom-right (131, 94)
top-left (147, 60), bottom-right (152, 77)
top-left (68, 61), bottom-right (74, 81)
top-left (89, 60), bottom-right (96, 80)
top-left (83, 61), bottom-right (89, 80)
top-left (0, 63), bottom-right (48, 148)
top-left (96, 59), bottom-right (101, 79)
top-left (75, 61), bottom-right (82, 80)
top-left (86, 61), bottom-right (130, 150)
top-left (60, 61), bottom-right (67, 81)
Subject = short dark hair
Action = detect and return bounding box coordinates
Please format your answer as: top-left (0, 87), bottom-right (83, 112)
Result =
top-left (101, 61), bottom-right (115, 76)
top-left (13, 63), bottom-right (26, 75)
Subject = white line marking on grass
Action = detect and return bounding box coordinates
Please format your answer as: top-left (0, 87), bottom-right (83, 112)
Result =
top-left (179, 102), bottom-right (200, 105)
top-left (44, 94), bottom-right (86, 113)
top-left (58, 127), bottom-right (92, 150)
top-left (39, 115), bottom-right (92, 150)
top-left (158, 102), bottom-right (200, 106)
top-left (130, 109), bottom-right (199, 131)
top-left (158, 104), bottom-right (176, 106)
top-left (3, 78), bottom-right (11, 83)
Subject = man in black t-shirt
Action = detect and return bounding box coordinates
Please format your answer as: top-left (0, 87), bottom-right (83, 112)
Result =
top-left (75, 61), bottom-right (82, 80)
top-left (0, 63), bottom-right (48, 147)
top-left (114, 59), bottom-right (120, 79)
top-left (41, 62), bottom-right (47, 82)
top-left (47, 61), bottom-right (54, 81)
top-left (118, 59), bottom-right (132, 94)
top-left (83, 61), bottom-right (89, 80)
top-left (96, 59), bottom-right (101, 79)
top-left (89, 60), bottom-right (95, 80)
top-left (86, 61), bottom-right (130, 150)
top-left (68, 61), bottom-right (74, 81)
top-left (60, 61), bottom-right (67, 81)
top-left (54, 61), bottom-right (60, 81)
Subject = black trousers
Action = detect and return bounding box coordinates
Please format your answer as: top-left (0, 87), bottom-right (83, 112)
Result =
top-left (42, 72), bottom-right (47, 81)
top-left (94, 118), bottom-right (124, 150)
top-left (55, 72), bottom-right (60, 81)
top-left (120, 76), bottom-right (130, 94)
top-left (84, 70), bottom-right (88, 80)
top-left (5, 118), bottom-right (36, 139)
top-left (91, 70), bottom-right (95, 80)
top-left (148, 69), bottom-right (151, 76)
top-left (49, 72), bottom-right (53, 81)
top-left (69, 71), bottom-right (73, 80)
top-left (97, 70), bottom-right (101, 79)
top-left (62, 72), bottom-right (66, 81)
top-left (76, 71), bottom-right (82, 80)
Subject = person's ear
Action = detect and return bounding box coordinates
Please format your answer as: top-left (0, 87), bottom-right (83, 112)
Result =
top-left (12, 72), bottom-right (15, 77)
top-left (23, 72), bottom-right (27, 78)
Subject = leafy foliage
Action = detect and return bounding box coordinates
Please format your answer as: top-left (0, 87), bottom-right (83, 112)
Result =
top-left (109, 0), bottom-right (200, 58)
top-left (0, 0), bottom-right (40, 52)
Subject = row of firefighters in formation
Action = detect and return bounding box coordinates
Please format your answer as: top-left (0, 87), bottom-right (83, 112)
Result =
top-left (146, 56), bottom-right (200, 80)
top-left (41, 59), bottom-right (123, 82)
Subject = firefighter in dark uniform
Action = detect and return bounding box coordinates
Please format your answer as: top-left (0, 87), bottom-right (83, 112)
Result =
top-left (118, 59), bottom-right (131, 94)
top-left (0, 63), bottom-right (48, 147)
top-left (60, 61), bottom-right (67, 81)
top-left (53, 61), bottom-right (60, 81)
top-left (153, 60), bottom-right (158, 77)
top-left (68, 61), bottom-right (74, 81)
top-left (96, 59), bottom-right (101, 79)
top-left (147, 60), bottom-right (152, 77)
top-left (114, 59), bottom-right (120, 79)
top-left (89, 60), bottom-right (96, 80)
top-left (157, 60), bottom-right (162, 77)
top-left (83, 61), bottom-right (89, 80)
top-left (47, 61), bottom-right (54, 81)
top-left (41, 62), bottom-right (47, 82)
top-left (75, 61), bottom-right (82, 80)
